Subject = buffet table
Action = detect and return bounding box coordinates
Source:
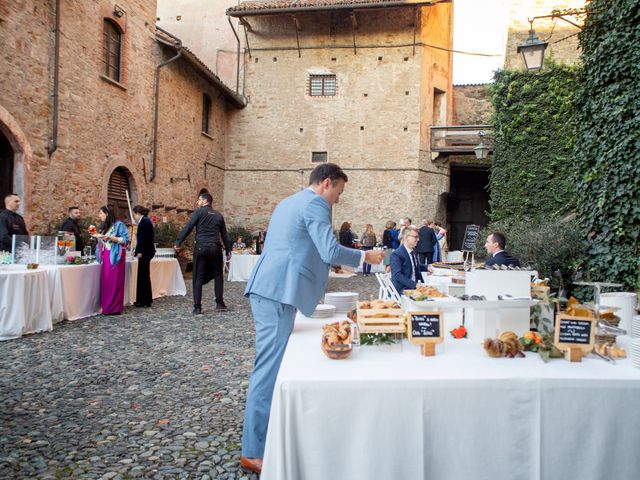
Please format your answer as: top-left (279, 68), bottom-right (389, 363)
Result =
top-left (0, 267), bottom-right (52, 340)
top-left (125, 257), bottom-right (186, 305)
top-left (261, 314), bottom-right (640, 480)
top-left (227, 253), bottom-right (260, 282)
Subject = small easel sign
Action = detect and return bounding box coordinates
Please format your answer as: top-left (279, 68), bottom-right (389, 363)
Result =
top-left (407, 312), bottom-right (443, 356)
top-left (554, 314), bottom-right (595, 362)
top-left (461, 224), bottom-right (480, 266)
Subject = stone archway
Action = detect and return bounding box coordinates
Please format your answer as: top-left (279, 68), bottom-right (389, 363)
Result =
top-left (0, 105), bottom-right (32, 217)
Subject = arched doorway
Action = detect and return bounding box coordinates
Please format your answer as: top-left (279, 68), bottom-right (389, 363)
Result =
top-left (0, 130), bottom-right (13, 202)
top-left (107, 167), bottom-right (136, 225)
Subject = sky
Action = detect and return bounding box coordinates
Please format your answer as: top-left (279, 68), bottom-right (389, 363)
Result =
top-left (452, 0), bottom-right (509, 85)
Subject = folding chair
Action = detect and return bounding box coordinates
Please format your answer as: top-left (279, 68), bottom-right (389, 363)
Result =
top-left (375, 272), bottom-right (401, 302)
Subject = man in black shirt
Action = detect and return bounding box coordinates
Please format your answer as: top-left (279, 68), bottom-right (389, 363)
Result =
top-left (0, 193), bottom-right (28, 252)
top-left (175, 192), bottom-right (231, 314)
top-left (60, 206), bottom-right (84, 252)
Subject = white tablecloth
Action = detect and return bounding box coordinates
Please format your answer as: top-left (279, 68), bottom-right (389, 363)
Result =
top-left (125, 258), bottom-right (187, 305)
top-left (261, 314), bottom-right (640, 480)
top-left (0, 267), bottom-right (52, 340)
top-left (43, 263), bottom-right (102, 322)
top-left (227, 254), bottom-right (260, 282)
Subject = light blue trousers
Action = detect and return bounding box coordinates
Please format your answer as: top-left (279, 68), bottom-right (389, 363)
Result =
top-left (241, 294), bottom-right (296, 458)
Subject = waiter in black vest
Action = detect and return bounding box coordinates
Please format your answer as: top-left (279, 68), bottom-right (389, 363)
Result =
top-left (60, 206), bottom-right (85, 252)
top-left (175, 192), bottom-right (231, 314)
top-left (0, 193), bottom-right (28, 252)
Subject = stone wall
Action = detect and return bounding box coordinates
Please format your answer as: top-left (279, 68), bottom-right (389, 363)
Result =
top-left (452, 85), bottom-right (492, 125)
top-left (224, 4), bottom-right (453, 237)
top-left (0, 0), bottom-right (233, 234)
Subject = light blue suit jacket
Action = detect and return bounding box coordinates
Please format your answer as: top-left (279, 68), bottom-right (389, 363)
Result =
top-left (245, 188), bottom-right (362, 316)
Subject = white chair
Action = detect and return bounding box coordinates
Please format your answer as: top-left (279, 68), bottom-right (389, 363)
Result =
top-left (375, 272), bottom-right (401, 302)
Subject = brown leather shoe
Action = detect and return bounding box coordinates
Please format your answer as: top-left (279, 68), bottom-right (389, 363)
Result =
top-left (240, 456), bottom-right (263, 474)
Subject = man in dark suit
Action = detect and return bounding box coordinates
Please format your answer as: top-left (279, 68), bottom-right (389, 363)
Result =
top-left (416, 219), bottom-right (438, 265)
top-left (390, 226), bottom-right (429, 294)
top-left (133, 205), bottom-right (156, 307)
top-left (484, 231), bottom-right (521, 267)
top-left (60, 206), bottom-right (84, 252)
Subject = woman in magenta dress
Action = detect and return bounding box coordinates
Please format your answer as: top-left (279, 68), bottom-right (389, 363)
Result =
top-left (93, 206), bottom-right (129, 315)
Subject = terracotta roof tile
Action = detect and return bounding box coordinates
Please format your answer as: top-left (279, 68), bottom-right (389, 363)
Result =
top-left (227, 0), bottom-right (439, 16)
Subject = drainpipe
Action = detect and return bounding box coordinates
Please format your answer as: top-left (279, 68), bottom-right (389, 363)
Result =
top-left (227, 17), bottom-right (241, 94)
top-left (150, 26), bottom-right (182, 182)
top-left (48, 0), bottom-right (61, 156)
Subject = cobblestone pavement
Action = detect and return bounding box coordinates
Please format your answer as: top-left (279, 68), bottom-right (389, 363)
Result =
top-left (0, 273), bottom-right (379, 479)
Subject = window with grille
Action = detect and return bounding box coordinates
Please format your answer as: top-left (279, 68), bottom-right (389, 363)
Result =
top-left (202, 94), bottom-right (212, 134)
top-left (311, 152), bottom-right (328, 163)
top-left (103, 20), bottom-right (122, 82)
top-left (309, 74), bottom-right (337, 97)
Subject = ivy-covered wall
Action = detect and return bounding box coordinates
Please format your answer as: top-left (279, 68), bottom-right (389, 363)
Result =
top-left (488, 65), bottom-right (580, 221)
top-left (574, 0), bottom-right (640, 290)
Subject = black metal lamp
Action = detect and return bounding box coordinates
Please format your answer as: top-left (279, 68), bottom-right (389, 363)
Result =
top-left (517, 20), bottom-right (548, 72)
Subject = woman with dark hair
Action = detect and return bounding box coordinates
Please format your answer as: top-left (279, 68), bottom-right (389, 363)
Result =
top-left (93, 206), bottom-right (129, 315)
top-left (338, 221), bottom-right (355, 248)
top-left (133, 205), bottom-right (155, 308)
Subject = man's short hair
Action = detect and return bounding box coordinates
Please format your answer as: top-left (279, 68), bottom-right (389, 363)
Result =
top-left (401, 225), bottom-right (418, 240)
top-left (489, 231), bottom-right (507, 250)
top-left (4, 193), bottom-right (18, 202)
top-left (308, 163), bottom-right (348, 186)
top-left (199, 193), bottom-right (213, 205)
top-left (68, 206), bottom-right (79, 213)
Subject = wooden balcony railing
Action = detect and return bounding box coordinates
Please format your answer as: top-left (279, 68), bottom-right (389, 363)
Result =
top-left (430, 125), bottom-right (494, 154)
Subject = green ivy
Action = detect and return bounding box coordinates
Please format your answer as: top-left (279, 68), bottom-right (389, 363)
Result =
top-left (488, 64), bottom-right (581, 221)
top-left (574, 0), bottom-right (640, 290)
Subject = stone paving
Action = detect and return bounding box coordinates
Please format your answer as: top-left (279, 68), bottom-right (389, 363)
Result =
top-left (0, 274), bottom-right (379, 479)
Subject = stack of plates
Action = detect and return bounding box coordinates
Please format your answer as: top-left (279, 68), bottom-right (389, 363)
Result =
top-left (630, 338), bottom-right (640, 369)
top-left (309, 304), bottom-right (336, 319)
top-left (324, 292), bottom-right (359, 313)
top-left (632, 315), bottom-right (640, 338)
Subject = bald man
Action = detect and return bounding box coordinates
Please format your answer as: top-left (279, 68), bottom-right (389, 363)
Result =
top-left (0, 194), bottom-right (28, 252)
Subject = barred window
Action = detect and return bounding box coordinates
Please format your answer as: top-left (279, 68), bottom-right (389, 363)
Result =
top-left (103, 20), bottom-right (122, 81)
top-left (311, 152), bottom-right (328, 163)
top-left (309, 74), bottom-right (336, 97)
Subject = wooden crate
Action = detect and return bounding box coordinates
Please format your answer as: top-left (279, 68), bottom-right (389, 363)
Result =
top-left (357, 308), bottom-right (406, 334)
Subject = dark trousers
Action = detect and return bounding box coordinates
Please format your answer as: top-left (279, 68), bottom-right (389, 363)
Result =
top-left (418, 251), bottom-right (434, 265)
top-left (136, 256), bottom-right (153, 306)
top-left (361, 246), bottom-right (373, 274)
top-left (192, 244), bottom-right (224, 307)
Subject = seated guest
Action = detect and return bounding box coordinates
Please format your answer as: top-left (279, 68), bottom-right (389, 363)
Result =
top-left (60, 206), bottom-right (84, 252)
top-left (233, 236), bottom-right (246, 250)
top-left (484, 231), bottom-right (521, 267)
top-left (390, 226), bottom-right (429, 294)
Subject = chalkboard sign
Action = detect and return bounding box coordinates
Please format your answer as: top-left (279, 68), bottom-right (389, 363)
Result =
top-left (409, 313), bottom-right (441, 338)
top-left (558, 318), bottom-right (592, 344)
top-left (461, 224), bottom-right (481, 251)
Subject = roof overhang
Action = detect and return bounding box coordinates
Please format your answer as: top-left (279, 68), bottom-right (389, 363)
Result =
top-left (226, 1), bottom-right (449, 18)
top-left (156, 34), bottom-right (247, 109)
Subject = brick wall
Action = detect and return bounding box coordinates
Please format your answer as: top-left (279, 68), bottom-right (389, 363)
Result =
top-left (0, 0), bottom-right (233, 234)
top-left (452, 85), bottom-right (492, 125)
top-left (224, 4), bottom-right (453, 237)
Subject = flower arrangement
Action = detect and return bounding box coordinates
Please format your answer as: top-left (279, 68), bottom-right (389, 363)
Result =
top-left (450, 325), bottom-right (467, 339)
top-left (519, 330), bottom-right (563, 362)
top-left (66, 255), bottom-right (89, 265)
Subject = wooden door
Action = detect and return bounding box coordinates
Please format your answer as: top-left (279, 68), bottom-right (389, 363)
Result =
top-left (447, 167), bottom-right (490, 251)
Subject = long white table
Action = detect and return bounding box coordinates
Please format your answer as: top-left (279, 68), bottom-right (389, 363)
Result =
top-left (0, 258), bottom-right (186, 341)
top-left (0, 267), bottom-right (52, 340)
top-left (228, 253), bottom-right (260, 282)
top-left (261, 314), bottom-right (640, 480)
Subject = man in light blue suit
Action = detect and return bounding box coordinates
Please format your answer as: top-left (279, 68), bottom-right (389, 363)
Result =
top-left (239, 164), bottom-right (385, 474)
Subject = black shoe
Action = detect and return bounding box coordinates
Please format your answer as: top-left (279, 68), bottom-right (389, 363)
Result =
top-left (193, 306), bottom-right (202, 315)
top-left (216, 302), bottom-right (228, 311)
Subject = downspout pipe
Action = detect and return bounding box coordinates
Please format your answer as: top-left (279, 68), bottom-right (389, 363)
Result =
top-left (150, 26), bottom-right (182, 182)
top-left (228, 17), bottom-right (241, 94)
top-left (48, 0), bottom-right (61, 156)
